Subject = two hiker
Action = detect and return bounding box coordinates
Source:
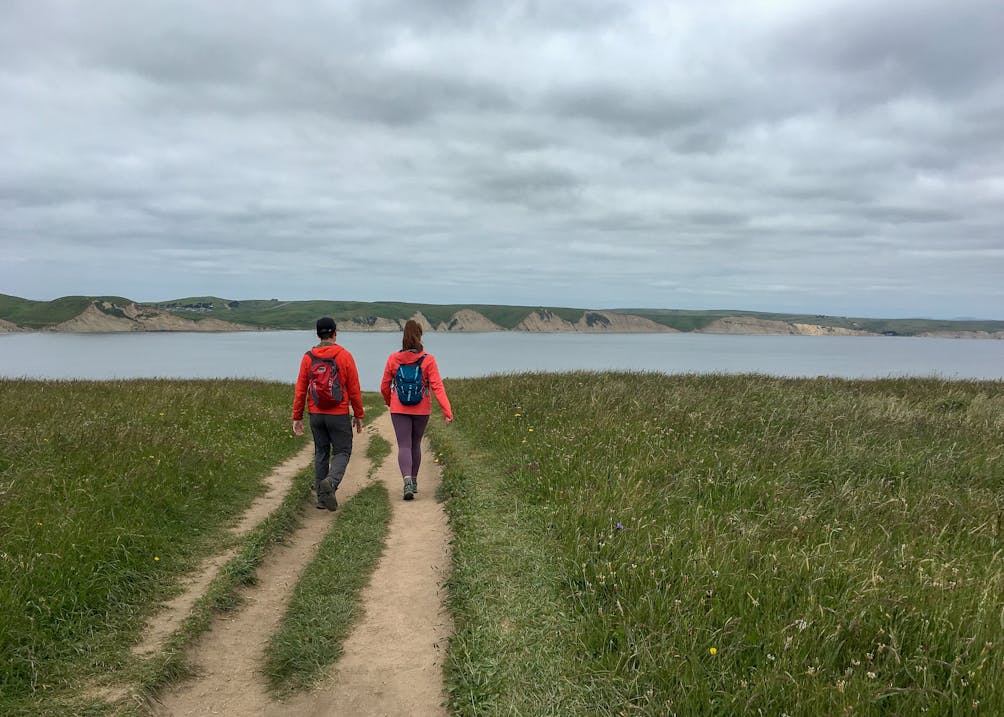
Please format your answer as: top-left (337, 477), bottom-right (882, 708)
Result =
top-left (291, 317), bottom-right (452, 508)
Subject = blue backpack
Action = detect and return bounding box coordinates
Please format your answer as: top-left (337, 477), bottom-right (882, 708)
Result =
top-left (394, 355), bottom-right (427, 405)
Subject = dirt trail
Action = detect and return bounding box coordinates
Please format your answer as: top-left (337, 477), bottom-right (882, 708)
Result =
top-left (279, 413), bottom-right (453, 716)
top-left (150, 412), bottom-right (453, 717)
top-left (134, 443), bottom-right (316, 656)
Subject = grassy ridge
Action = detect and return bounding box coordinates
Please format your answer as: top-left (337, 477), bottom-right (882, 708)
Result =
top-left (0, 294), bottom-right (134, 328)
top-left (152, 298), bottom-right (587, 330)
top-left (621, 307), bottom-right (1004, 334)
top-left (0, 379), bottom-right (307, 711)
top-left (0, 294), bottom-right (588, 330)
top-left (7, 293), bottom-right (1002, 334)
top-left (429, 372), bottom-right (1004, 715)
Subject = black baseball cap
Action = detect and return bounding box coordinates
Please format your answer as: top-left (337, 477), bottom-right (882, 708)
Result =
top-left (316, 317), bottom-right (336, 337)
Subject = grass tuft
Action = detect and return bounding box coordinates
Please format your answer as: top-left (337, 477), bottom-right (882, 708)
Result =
top-left (366, 433), bottom-right (393, 478)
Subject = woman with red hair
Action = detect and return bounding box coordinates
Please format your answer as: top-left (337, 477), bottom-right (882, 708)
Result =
top-left (380, 319), bottom-right (454, 500)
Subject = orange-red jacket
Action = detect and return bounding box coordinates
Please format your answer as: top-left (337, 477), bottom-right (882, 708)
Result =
top-left (292, 343), bottom-right (364, 420)
top-left (380, 350), bottom-right (453, 420)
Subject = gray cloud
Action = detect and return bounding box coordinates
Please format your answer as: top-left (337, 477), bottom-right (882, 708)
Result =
top-left (1, 0), bottom-right (1002, 318)
top-left (774, 0), bottom-right (1004, 99)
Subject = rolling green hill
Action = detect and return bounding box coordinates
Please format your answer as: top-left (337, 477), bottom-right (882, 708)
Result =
top-left (2, 293), bottom-right (1003, 336)
top-left (0, 294), bottom-right (135, 329)
top-left (620, 307), bottom-right (1004, 335)
top-left (153, 298), bottom-right (586, 330)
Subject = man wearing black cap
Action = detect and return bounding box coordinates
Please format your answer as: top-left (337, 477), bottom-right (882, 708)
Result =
top-left (291, 317), bottom-right (364, 510)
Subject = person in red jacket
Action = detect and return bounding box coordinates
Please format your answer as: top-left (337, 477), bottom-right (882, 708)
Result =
top-left (380, 319), bottom-right (453, 500)
top-left (292, 317), bottom-right (364, 510)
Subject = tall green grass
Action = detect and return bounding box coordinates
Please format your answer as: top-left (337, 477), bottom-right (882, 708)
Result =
top-left (0, 379), bottom-right (306, 712)
top-left (429, 372), bottom-right (1004, 715)
top-left (127, 460), bottom-right (316, 717)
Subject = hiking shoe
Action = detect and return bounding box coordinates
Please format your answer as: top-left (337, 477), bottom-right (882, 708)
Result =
top-left (319, 478), bottom-right (338, 511)
top-left (403, 476), bottom-right (415, 501)
top-left (412, 477), bottom-right (418, 494)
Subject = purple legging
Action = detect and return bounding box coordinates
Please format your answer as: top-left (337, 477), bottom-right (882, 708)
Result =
top-left (391, 413), bottom-right (430, 478)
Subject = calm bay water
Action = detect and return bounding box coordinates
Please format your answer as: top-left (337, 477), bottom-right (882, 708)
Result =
top-left (1, 331), bottom-right (1003, 391)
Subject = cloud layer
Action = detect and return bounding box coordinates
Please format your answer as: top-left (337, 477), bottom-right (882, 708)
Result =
top-left (2, 0), bottom-right (1002, 318)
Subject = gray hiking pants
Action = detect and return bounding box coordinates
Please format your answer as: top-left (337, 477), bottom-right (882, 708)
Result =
top-left (308, 413), bottom-right (353, 495)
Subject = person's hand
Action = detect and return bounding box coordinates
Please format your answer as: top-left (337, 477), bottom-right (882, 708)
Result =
top-left (445, 416), bottom-right (454, 424)
top-left (292, 420), bottom-right (304, 436)
top-left (353, 417), bottom-right (363, 434)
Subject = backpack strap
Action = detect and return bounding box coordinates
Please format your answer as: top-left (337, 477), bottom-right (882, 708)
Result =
top-left (413, 355), bottom-right (428, 389)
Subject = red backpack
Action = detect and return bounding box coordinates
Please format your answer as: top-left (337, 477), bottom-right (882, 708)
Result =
top-left (306, 350), bottom-right (343, 409)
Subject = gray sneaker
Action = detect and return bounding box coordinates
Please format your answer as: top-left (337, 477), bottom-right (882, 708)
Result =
top-left (319, 477), bottom-right (338, 511)
top-left (403, 476), bottom-right (415, 501)
top-left (412, 477), bottom-right (418, 494)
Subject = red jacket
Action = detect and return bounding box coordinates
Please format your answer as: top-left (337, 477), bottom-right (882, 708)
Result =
top-left (292, 343), bottom-right (364, 420)
top-left (380, 350), bottom-right (453, 420)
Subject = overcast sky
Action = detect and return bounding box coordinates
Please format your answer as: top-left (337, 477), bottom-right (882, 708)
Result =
top-left (2, 0), bottom-right (1002, 319)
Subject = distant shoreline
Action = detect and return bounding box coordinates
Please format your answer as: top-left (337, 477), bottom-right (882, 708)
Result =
top-left (5, 326), bottom-right (1004, 340)
top-left (2, 295), bottom-right (1002, 339)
